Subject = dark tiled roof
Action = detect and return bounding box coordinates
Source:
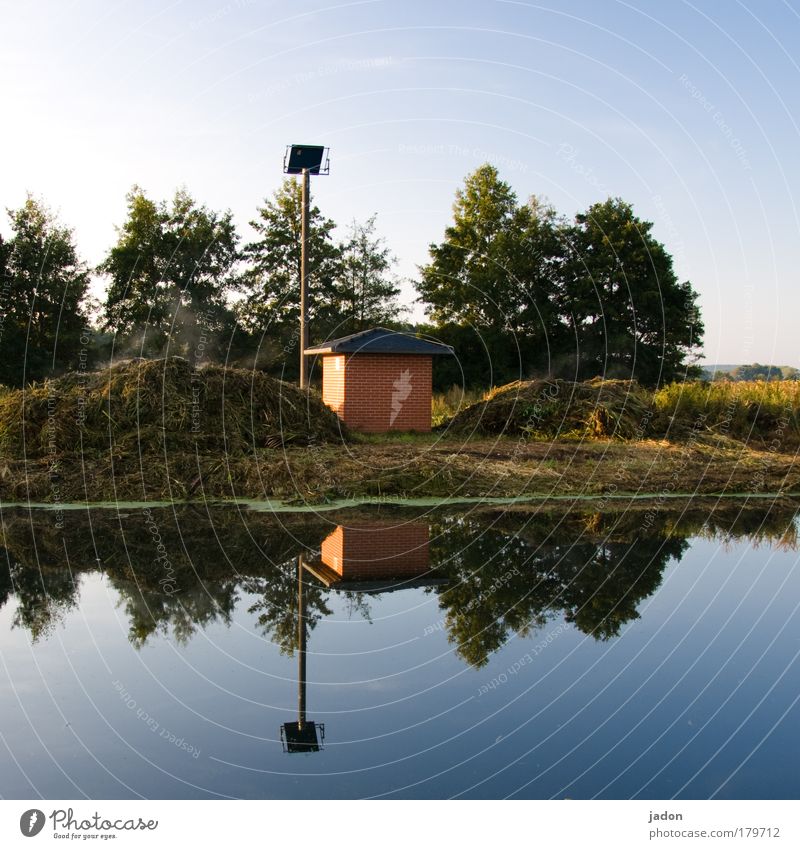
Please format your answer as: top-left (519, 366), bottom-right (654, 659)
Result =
top-left (304, 327), bottom-right (454, 356)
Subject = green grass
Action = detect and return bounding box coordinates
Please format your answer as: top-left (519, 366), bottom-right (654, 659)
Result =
top-left (351, 430), bottom-right (438, 445)
top-left (653, 379), bottom-right (800, 443)
top-left (431, 385), bottom-right (488, 427)
top-left (438, 378), bottom-right (800, 448)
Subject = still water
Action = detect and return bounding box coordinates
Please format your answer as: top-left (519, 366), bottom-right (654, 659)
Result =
top-left (1, 502), bottom-right (799, 799)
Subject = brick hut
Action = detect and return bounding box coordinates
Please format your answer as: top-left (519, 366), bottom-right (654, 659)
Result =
top-left (304, 327), bottom-right (453, 433)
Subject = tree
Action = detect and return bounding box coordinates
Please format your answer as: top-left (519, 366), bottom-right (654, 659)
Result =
top-left (559, 198), bottom-right (703, 384)
top-left (0, 196), bottom-right (91, 386)
top-left (417, 164), bottom-right (521, 329)
top-left (335, 215), bottom-right (403, 335)
top-left (0, 233), bottom-right (10, 378)
top-left (100, 186), bottom-right (239, 360)
top-left (417, 167), bottom-right (703, 388)
top-left (730, 363), bottom-right (791, 381)
top-left (237, 178), bottom-right (343, 374)
top-left (416, 165), bottom-right (565, 386)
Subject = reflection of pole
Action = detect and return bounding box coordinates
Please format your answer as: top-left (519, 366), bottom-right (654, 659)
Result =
top-left (297, 554), bottom-right (307, 729)
top-left (299, 167), bottom-right (310, 389)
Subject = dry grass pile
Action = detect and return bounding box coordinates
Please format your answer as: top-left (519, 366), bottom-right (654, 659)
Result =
top-left (444, 378), bottom-right (653, 440)
top-left (0, 357), bottom-right (345, 458)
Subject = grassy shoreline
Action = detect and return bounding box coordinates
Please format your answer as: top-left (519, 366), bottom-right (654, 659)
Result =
top-left (2, 359), bottom-right (797, 507)
top-left (2, 435), bottom-right (798, 505)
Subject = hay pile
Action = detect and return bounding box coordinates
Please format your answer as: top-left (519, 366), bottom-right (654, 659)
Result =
top-left (444, 378), bottom-right (654, 440)
top-left (0, 357), bottom-right (345, 458)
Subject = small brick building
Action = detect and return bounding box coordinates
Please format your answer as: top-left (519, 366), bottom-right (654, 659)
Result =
top-left (305, 327), bottom-right (453, 433)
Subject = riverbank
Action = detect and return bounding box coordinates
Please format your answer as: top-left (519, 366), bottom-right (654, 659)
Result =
top-left (2, 434), bottom-right (798, 505)
top-left (3, 358), bottom-right (798, 506)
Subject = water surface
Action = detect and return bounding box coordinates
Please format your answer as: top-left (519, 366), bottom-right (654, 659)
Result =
top-left (1, 502), bottom-right (798, 799)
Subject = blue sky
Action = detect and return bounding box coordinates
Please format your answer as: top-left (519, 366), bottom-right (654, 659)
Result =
top-left (2, 0), bottom-right (799, 365)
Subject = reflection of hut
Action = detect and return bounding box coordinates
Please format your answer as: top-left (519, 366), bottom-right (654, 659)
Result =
top-left (305, 522), bottom-right (446, 593)
top-left (304, 327), bottom-right (453, 433)
top-left (281, 522), bottom-right (444, 754)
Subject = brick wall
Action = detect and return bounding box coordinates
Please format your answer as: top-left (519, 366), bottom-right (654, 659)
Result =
top-left (321, 355), bottom-right (346, 414)
top-left (321, 353), bottom-right (432, 432)
top-left (320, 523), bottom-right (430, 580)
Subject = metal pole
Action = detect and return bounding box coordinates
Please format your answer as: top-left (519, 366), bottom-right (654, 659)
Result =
top-left (297, 554), bottom-right (307, 729)
top-left (299, 167), bottom-right (310, 389)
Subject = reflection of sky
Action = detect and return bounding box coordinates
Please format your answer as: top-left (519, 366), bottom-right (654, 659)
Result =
top-left (1, 533), bottom-right (799, 799)
top-left (2, 1), bottom-right (800, 364)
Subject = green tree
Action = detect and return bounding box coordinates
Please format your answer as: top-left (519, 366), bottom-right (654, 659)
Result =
top-left (417, 164), bottom-right (520, 328)
top-left (560, 198), bottom-right (703, 384)
top-left (238, 178), bottom-right (343, 374)
top-left (335, 215), bottom-right (403, 335)
top-left (0, 196), bottom-right (91, 387)
top-left (0, 233), bottom-right (10, 380)
top-left (730, 363), bottom-right (791, 381)
top-left (100, 186), bottom-right (239, 360)
top-left (416, 165), bottom-right (564, 386)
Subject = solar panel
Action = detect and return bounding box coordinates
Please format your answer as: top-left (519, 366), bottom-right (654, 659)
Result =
top-left (283, 144), bottom-right (329, 175)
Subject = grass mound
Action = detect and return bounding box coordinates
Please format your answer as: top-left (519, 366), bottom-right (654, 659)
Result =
top-left (0, 357), bottom-right (346, 458)
top-left (443, 378), bottom-right (653, 440)
top-left (442, 376), bottom-right (800, 448)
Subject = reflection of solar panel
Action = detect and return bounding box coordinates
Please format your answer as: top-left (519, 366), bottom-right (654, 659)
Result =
top-left (283, 144), bottom-right (329, 175)
top-left (281, 721), bottom-right (325, 753)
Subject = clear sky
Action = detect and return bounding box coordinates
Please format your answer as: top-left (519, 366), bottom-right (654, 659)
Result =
top-left (2, 0), bottom-right (799, 365)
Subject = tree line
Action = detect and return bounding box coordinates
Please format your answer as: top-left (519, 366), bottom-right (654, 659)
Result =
top-left (0, 164), bottom-right (703, 389)
top-left (709, 363), bottom-right (799, 382)
top-left (418, 164), bottom-right (703, 387)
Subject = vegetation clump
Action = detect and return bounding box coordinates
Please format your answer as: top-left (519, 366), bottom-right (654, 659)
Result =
top-left (441, 377), bottom-right (800, 448)
top-left (652, 380), bottom-right (800, 446)
top-left (0, 356), bottom-right (346, 459)
top-left (443, 378), bottom-right (653, 440)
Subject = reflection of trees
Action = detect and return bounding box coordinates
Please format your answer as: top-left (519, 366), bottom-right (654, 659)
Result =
top-left (431, 517), bottom-right (690, 667)
top-left (556, 537), bottom-right (687, 639)
top-left (432, 532), bottom-right (544, 667)
top-left (342, 591), bottom-right (373, 624)
top-left (0, 545), bottom-right (80, 641)
top-left (110, 578), bottom-right (239, 648)
top-left (429, 500), bottom-right (798, 668)
top-left (0, 503), bottom-right (797, 667)
top-left (0, 508), bottom-right (329, 647)
top-left (0, 548), bottom-right (14, 613)
top-left (242, 562), bottom-right (332, 656)
top-left (242, 559), bottom-right (375, 658)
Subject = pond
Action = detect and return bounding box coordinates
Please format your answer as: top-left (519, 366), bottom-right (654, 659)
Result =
top-left (1, 501), bottom-right (798, 799)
